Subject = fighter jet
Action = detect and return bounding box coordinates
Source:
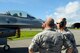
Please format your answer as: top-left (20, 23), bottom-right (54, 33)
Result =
top-left (0, 13), bottom-right (43, 51)
top-left (0, 13), bottom-right (43, 36)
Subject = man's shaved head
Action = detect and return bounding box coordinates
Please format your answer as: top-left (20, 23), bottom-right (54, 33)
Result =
top-left (56, 18), bottom-right (66, 29)
top-left (42, 17), bottom-right (54, 29)
top-left (57, 18), bottom-right (66, 23)
top-left (45, 17), bottom-right (54, 27)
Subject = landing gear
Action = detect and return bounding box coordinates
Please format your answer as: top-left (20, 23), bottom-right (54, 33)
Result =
top-left (0, 38), bottom-right (10, 51)
top-left (16, 28), bottom-right (20, 38)
top-left (3, 45), bottom-right (10, 51)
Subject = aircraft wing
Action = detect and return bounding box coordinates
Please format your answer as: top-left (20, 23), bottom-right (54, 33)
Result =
top-left (0, 23), bottom-right (31, 28)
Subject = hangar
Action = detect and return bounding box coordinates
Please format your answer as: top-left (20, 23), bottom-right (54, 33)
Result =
top-left (71, 23), bottom-right (80, 29)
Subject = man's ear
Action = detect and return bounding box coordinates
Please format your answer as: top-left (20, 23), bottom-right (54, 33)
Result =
top-left (42, 23), bottom-right (46, 27)
top-left (42, 23), bottom-right (46, 29)
top-left (44, 23), bottom-right (46, 27)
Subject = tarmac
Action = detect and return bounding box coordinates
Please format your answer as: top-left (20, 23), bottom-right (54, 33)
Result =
top-left (0, 29), bottom-right (80, 53)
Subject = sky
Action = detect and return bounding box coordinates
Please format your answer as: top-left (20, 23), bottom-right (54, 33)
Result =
top-left (0, 0), bottom-right (80, 26)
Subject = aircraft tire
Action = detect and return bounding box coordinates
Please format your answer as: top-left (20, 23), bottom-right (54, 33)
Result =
top-left (3, 45), bottom-right (10, 51)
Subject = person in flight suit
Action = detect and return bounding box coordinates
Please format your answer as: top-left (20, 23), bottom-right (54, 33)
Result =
top-left (29, 17), bottom-right (73, 53)
top-left (56, 18), bottom-right (78, 53)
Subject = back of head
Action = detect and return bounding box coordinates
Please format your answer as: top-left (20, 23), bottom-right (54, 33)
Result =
top-left (60, 18), bottom-right (66, 27)
top-left (57, 18), bottom-right (66, 27)
top-left (45, 17), bottom-right (54, 27)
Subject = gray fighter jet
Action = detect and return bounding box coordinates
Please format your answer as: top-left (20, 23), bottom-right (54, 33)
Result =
top-left (0, 13), bottom-right (43, 51)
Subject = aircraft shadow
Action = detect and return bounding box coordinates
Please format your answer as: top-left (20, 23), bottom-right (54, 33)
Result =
top-left (0, 45), bottom-right (80, 53)
top-left (0, 47), bottom-right (29, 53)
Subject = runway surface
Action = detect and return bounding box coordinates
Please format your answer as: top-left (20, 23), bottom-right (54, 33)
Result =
top-left (0, 29), bottom-right (80, 53)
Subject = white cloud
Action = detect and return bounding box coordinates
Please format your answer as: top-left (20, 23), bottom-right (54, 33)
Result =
top-left (65, 1), bottom-right (80, 14)
top-left (55, 1), bottom-right (80, 18)
top-left (47, 1), bottom-right (80, 26)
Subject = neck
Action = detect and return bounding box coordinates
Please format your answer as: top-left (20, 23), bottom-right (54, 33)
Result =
top-left (44, 26), bottom-right (52, 30)
top-left (59, 27), bottom-right (65, 32)
top-left (60, 28), bottom-right (64, 31)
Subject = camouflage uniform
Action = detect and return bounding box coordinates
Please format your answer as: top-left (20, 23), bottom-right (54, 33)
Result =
top-left (29, 28), bottom-right (73, 53)
top-left (57, 28), bottom-right (78, 53)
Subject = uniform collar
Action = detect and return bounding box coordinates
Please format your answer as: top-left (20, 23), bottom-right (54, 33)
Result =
top-left (57, 27), bottom-right (69, 33)
top-left (44, 28), bottom-right (55, 31)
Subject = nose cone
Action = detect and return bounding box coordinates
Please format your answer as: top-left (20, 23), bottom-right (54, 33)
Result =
top-left (34, 19), bottom-right (44, 28)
